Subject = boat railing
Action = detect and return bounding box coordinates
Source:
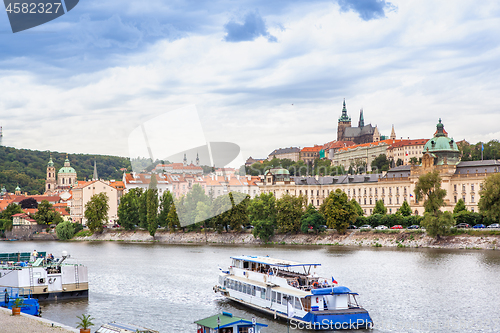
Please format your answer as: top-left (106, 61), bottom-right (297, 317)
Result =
top-left (1, 286), bottom-right (33, 299)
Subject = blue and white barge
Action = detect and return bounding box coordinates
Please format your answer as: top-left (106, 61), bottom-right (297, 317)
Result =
top-left (214, 256), bottom-right (373, 330)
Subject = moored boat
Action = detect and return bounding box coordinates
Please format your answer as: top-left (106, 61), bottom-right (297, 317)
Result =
top-left (0, 251), bottom-right (88, 300)
top-left (214, 255), bottom-right (373, 330)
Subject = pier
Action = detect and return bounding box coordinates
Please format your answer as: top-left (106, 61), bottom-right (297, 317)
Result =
top-left (0, 306), bottom-right (78, 333)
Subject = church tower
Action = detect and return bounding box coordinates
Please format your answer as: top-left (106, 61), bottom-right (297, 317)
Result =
top-left (337, 99), bottom-right (352, 141)
top-left (390, 125), bottom-right (396, 140)
top-left (45, 155), bottom-right (57, 194)
top-left (196, 152), bottom-right (200, 166)
top-left (358, 109), bottom-right (364, 127)
top-left (183, 153), bottom-right (187, 166)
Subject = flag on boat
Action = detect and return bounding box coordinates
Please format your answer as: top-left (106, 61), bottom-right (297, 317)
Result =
top-left (287, 299), bottom-right (295, 318)
top-left (332, 277), bottom-right (338, 284)
top-left (410, 194), bottom-right (413, 197)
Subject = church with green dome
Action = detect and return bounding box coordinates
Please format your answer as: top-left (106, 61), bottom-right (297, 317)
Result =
top-left (45, 154), bottom-right (77, 194)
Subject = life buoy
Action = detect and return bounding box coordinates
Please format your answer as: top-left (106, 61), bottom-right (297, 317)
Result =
top-left (316, 297), bottom-right (319, 303)
top-left (312, 281), bottom-right (319, 289)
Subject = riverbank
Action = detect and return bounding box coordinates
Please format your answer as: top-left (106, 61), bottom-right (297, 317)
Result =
top-left (74, 229), bottom-right (500, 250)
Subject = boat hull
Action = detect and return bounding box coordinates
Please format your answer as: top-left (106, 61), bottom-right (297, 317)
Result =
top-left (217, 287), bottom-right (373, 330)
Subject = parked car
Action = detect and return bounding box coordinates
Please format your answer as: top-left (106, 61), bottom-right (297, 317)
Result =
top-left (407, 225), bottom-right (420, 229)
top-left (473, 224), bottom-right (486, 229)
top-left (456, 223), bottom-right (470, 229)
top-left (347, 225), bottom-right (357, 229)
top-left (360, 225), bottom-right (372, 229)
top-left (487, 223), bottom-right (500, 229)
top-left (319, 225), bottom-right (328, 230)
top-left (375, 225), bottom-right (388, 230)
top-left (391, 225), bottom-right (403, 229)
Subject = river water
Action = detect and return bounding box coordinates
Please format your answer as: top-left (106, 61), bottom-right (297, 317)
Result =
top-left (1, 241), bottom-right (499, 333)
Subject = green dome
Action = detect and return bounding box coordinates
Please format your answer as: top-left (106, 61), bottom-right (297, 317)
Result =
top-left (58, 166), bottom-right (76, 174)
top-left (48, 157), bottom-right (54, 167)
top-left (423, 136), bottom-right (459, 153)
top-left (15, 185), bottom-right (20, 191)
top-left (423, 119), bottom-right (460, 165)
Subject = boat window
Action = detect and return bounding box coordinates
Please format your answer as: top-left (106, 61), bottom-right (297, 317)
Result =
top-left (277, 293), bottom-right (282, 304)
top-left (295, 297), bottom-right (302, 310)
top-left (243, 261), bottom-right (249, 269)
top-left (260, 289), bottom-right (266, 300)
top-left (246, 284), bottom-right (251, 295)
top-left (272, 291), bottom-right (276, 302)
top-left (252, 286), bottom-right (256, 296)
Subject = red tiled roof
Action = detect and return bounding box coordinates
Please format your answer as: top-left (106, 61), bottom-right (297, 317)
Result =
top-left (11, 195), bottom-right (60, 204)
top-left (301, 146), bottom-right (323, 153)
top-left (388, 139), bottom-right (428, 149)
top-left (337, 139), bottom-right (401, 152)
top-left (323, 140), bottom-right (356, 150)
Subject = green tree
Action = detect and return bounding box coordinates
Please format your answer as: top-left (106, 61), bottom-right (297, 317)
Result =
top-left (453, 198), bottom-right (467, 214)
top-left (397, 200), bottom-right (412, 217)
top-left (158, 191), bottom-right (174, 228)
top-left (478, 173), bottom-right (500, 222)
top-left (276, 194), bottom-right (306, 233)
top-left (414, 171), bottom-right (447, 214)
top-left (320, 189), bottom-right (358, 234)
top-left (179, 184), bottom-right (209, 226)
top-left (167, 204), bottom-right (180, 231)
top-left (371, 154), bottom-right (390, 172)
top-left (421, 211), bottom-right (455, 239)
top-left (212, 192), bottom-right (249, 233)
top-left (373, 200), bottom-right (387, 215)
top-left (351, 199), bottom-right (364, 217)
top-left (149, 173), bottom-right (158, 189)
top-left (34, 200), bottom-right (62, 225)
top-left (300, 204), bottom-right (326, 233)
top-left (56, 221), bottom-right (75, 240)
top-left (247, 193), bottom-right (276, 224)
top-left (396, 158), bottom-right (404, 166)
top-left (117, 189), bottom-right (140, 230)
top-left (195, 201), bottom-right (212, 223)
top-left (409, 157), bottom-right (418, 165)
top-left (252, 219), bottom-right (276, 243)
top-left (1, 203), bottom-right (23, 220)
top-left (84, 193), bottom-right (109, 233)
top-left (248, 193), bottom-right (277, 242)
top-left (146, 189), bottom-right (159, 238)
top-left (138, 189), bottom-right (148, 229)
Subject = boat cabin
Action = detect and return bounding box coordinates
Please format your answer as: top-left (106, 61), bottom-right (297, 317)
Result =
top-left (195, 312), bottom-right (267, 333)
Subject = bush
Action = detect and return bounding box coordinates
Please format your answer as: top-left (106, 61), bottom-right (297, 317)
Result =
top-left (56, 221), bottom-right (75, 240)
top-left (74, 230), bottom-right (93, 238)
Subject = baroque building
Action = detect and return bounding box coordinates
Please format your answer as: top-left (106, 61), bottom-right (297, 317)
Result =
top-left (45, 155), bottom-right (77, 195)
top-left (259, 120), bottom-right (499, 215)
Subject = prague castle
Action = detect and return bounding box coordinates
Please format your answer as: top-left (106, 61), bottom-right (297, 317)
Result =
top-left (260, 119), bottom-right (499, 215)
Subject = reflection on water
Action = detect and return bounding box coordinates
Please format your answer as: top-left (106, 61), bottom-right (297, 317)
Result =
top-left (1, 242), bottom-right (500, 332)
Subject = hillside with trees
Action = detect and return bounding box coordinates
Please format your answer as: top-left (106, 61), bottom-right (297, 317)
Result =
top-left (0, 146), bottom-right (131, 195)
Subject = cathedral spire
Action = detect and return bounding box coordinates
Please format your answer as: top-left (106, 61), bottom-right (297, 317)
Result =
top-left (358, 109), bottom-right (364, 127)
top-left (93, 160), bottom-right (98, 181)
top-left (390, 124), bottom-right (396, 140)
top-left (196, 152), bottom-right (200, 166)
top-left (338, 98), bottom-right (351, 122)
top-left (183, 153), bottom-right (187, 166)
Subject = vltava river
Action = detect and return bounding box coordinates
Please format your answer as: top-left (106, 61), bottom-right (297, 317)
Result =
top-left (1, 241), bottom-right (500, 332)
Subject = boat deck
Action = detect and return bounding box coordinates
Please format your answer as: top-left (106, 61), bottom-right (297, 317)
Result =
top-left (319, 308), bottom-right (369, 315)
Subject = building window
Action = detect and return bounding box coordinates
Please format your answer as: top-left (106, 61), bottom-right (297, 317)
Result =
top-left (375, 188), bottom-right (378, 195)
top-left (454, 196), bottom-right (457, 203)
top-left (369, 198), bottom-right (372, 205)
top-left (369, 188), bottom-right (372, 195)
top-left (389, 188), bottom-right (392, 194)
top-left (364, 198), bottom-right (366, 205)
top-left (471, 184), bottom-right (474, 192)
top-left (462, 195), bottom-right (466, 202)
top-left (462, 185), bottom-right (466, 192)
top-left (305, 190), bottom-right (308, 196)
top-left (364, 189), bottom-right (367, 195)
top-left (454, 184), bottom-right (457, 192)
top-left (353, 189), bottom-right (355, 196)
top-left (389, 197), bottom-right (392, 204)
top-left (348, 189), bottom-right (350, 196)
top-left (317, 200), bottom-right (320, 206)
top-left (471, 207), bottom-right (474, 212)
top-left (471, 195), bottom-right (474, 203)
top-left (389, 208), bottom-right (392, 214)
top-left (396, 197), bottom-right (399, 204)
top-left (370, 209), bottom-right (372, 214)
top-left (382, 188), bottom-right (385, 195)
top-left (382, 198), bottom-right (384, 204)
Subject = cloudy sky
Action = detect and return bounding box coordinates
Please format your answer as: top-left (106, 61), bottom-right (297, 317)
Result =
top-left (1, 0), bottom-right (500, 164)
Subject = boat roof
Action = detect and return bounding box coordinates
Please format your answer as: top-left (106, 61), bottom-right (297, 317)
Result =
top-left (195, 313), bottom-right (268, 329)
top-left (231, 255), bottom-right (321, 268)
top-left (97, 322), bottom-right (159, 333)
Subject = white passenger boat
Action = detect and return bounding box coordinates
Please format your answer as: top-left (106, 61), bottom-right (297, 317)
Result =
top-left (0, 251), bottom-right (88, 300)
top-left (214, 255), bottom-right (373, 330)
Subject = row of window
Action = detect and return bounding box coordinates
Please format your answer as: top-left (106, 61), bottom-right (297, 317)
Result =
top-left (454, 184), bottom-right (480, 193)
top-left (454, 195), bottom-right (475, 204)
top-left (299, 186), bottom-right (409, 198)
top-left (225, 279), bottom-right (302, 310)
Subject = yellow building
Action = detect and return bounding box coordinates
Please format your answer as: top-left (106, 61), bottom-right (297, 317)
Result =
top-left (259, 120), bottom-right (499, 215)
